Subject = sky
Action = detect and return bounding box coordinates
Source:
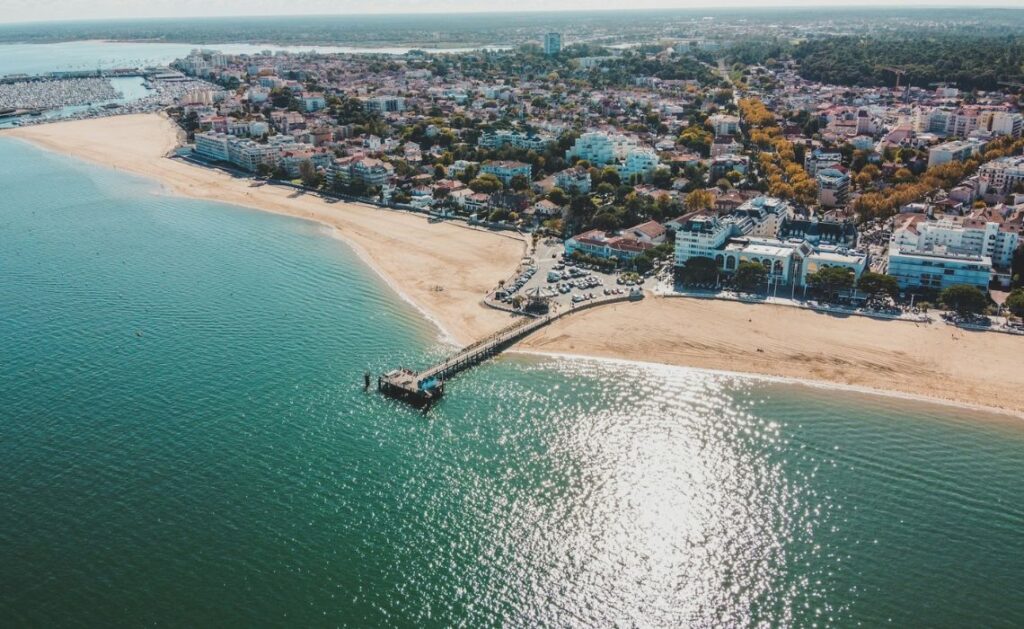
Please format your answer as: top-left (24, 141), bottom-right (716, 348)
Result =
top-left (0, 0), bottom-right (1018, 25)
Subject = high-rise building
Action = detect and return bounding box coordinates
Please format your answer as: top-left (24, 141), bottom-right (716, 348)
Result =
top-left (544, 32), bottom-right (562, 55)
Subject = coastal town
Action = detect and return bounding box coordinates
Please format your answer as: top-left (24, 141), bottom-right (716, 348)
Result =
top-left (5, 20), bottom-right (1024, 410)
top-left (161, 39), bottom-right (1024, 331)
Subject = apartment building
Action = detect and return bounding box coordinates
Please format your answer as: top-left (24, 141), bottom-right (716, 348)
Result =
top-left (478, 130), bottom-right (553, 151)
top-left (708, 113), bottom-right (741, 137)
top-left (978, 156), bottom-right (1024, 196)
top-left (554, 166), bottom-right (592, 194)
top-left (816, 167), bottom-right (850, 208)
top-left (544, 32), bottom-right (563, 56)
top-left (887, 246), bottom-right (992, 292)
top-left (481, 160), bottom-right (532, 186)
top-left (565, 131), bottom-right (636, 165)
top-left (363, 95), bottom-right (406, 114)
top-left (927, 139), bottom-right (986, 168)
top-left (892, 210), bottom-right (1020, 269)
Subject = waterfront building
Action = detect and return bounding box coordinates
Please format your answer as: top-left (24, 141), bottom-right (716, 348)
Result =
top-left (886, 245), bottom-right (991, 292)
top-left (194, 131), bottom-right (231, 162)
top-left (327, 156), bottom-right (395, 190)
top-left (565, 225), bottom-right (656, 260)
top-left (892, 210), bottom-right (1020, 269)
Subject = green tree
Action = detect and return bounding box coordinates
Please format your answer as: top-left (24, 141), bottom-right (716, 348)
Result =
top-left (806, 266), bottom-right (855, 301)
top-left (857, 272), bottom-right (900, 300)
top-left (298, 159), bottom-right (321, 188)
top-left (600, 167), bottom-right (621, 187)
top-left (469, 174), bottom-right (503, 194)
top-left (680, 256), bottom-right (718, 285)
top-left (940, 284), bottom-right (989, 317)
top-left (1005, 288), bottom-right (1024, 318)
top-left (547, 187), bottom-right (569, 206)
top-left (734, 261), bottom-right (768, 293)
top-left (509, 174), bottom-right (530, 191)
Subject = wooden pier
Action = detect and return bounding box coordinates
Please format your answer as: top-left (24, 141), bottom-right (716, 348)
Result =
top-left (378, 313), bottom-right (556, 405)
top-left (377, 290), bottom-right (642, 406)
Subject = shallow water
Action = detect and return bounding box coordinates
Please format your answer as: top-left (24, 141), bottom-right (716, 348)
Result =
top-left (2, 139), bottom-right (1022, 626)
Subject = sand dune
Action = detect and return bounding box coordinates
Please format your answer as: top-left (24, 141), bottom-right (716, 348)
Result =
top-left (7, 113), bottom-right (1024, 415)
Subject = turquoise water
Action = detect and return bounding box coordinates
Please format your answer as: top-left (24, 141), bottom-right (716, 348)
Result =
top-left (1, 138), bottom-right (1023, 626)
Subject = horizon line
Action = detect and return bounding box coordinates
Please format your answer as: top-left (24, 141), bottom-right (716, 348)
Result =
top-left (2, 4), bottom-right (1024, 28)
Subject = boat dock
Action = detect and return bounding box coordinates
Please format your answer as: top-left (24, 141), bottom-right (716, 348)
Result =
top-left (378, 290), bottom-right (642, 406)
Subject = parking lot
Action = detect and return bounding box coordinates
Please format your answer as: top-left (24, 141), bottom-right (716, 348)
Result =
top-left (492, 240), bottom-right (647, 312)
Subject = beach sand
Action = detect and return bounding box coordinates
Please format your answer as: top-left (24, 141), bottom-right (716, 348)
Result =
top-left (7, 113), bottom-right (1024, 414)
top-left (519, 298), bottom-right (1024, 415)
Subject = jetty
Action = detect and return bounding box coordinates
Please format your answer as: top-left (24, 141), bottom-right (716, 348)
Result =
top-left (378, 290), bottom-right (642, 406)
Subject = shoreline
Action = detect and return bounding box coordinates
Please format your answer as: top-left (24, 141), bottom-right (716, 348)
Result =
top-left (2, 113), bottom-right (522, 347)
top-left (509, 348), bottom-right (1024, 421)
top-left (5, 113), bottom-right (1024, 415)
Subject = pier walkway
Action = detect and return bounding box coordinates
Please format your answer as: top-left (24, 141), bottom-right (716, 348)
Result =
top-left (378, 292), bottom-right (640, 405)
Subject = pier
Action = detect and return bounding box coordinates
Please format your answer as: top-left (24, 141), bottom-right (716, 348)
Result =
top-left (378, 291), bottom-right (641, 406)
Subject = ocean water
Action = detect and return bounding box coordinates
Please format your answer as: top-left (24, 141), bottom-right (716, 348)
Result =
top-left (1, 138), bottom-right (1023, 627)
top-left (0, 41), bottom-right (506, 77)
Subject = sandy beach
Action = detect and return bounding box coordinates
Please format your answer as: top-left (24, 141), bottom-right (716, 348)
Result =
top-left (6, 113), bottom-right (1024, 414)
top-left (3, 114), bottom-right (523, 346)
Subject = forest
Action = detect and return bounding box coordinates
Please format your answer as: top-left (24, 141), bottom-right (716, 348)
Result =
top-left (792, 35), bottom-right (1024, 92)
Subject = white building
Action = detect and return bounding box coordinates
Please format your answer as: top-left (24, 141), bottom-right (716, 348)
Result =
top-left (301, 92), bottom-right (326, 112)
top-left (478, 130), bottom-right (552, 151)
top-left (565, 131), bottom-right (636, 165)
top-left (982, 111), bottom-right (1023, 138)
top-left (364, 95), bottom-right (406, 114)
top-left (978, 156), bottom-right (1024, 197)
top-left (481, 160), bottom-right (532, 186)
top-left (927, 139), bottom-right (986, 168)
top-left (804, 148), bottom-right (843, 176)
top-left (618, 149), bottom-right (661, 183)
top-left (327, 156), bottom-right (395, 190)
top-left (554, 167), bottom-right (592, 194)
top-left (446, 160), bottom-right (478, 179)
top-left (892, 211), bottom-right (1020, 269)
top-left (194, 131), bottom-right (231, 162)
top-left (708, 114), bottom-right (741, 137)
top-left (816, 168), bottom-right (850, 208)
top-left (674, 214), bottom-right (867, 288)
